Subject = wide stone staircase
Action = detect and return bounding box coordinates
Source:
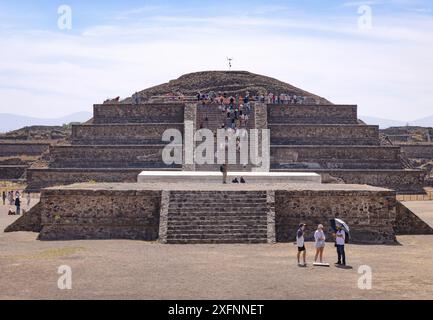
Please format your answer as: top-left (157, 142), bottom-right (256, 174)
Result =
top-left (195, 104), bottom-right (258, 172)
top-left (164, 191), bottom-right (270, 244)
top-left (196, 103), bottom-right (255, 131)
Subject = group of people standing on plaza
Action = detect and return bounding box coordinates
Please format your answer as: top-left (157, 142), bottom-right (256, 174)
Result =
top-left (296, 223), bottom-right (348, 268)
top-left (2, 190), bottom-right (31, 215)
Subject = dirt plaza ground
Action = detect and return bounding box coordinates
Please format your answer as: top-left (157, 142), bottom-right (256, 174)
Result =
top-left (0, 201), bottom-right (432, 300)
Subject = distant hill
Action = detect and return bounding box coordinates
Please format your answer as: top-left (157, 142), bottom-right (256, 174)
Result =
top-left (360, 115), bottom-right (433, 129)
top-left (412, 115), bottom-right (433, 128)
top-left (0, 112), bottom-right (92, 133)
top-left (0, 125), bottom-right (73, 142)
top-left (359, 116), bottom-right (406, 129)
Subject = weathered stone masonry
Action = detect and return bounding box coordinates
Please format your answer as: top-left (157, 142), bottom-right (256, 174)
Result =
top-left (93, 103), bottom-right (185, 124)
top-left (37, 188), bottom-right (161, 241)
top-left (72, 123), bottom-right (184, 145)
top-left (8, 184), bottom-right (406, 244)
top-left (275, 189), bottom-right (397, 244)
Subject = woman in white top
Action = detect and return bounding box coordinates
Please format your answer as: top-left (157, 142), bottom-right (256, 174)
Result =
top-left (314, 224), bottom-right (326, 263)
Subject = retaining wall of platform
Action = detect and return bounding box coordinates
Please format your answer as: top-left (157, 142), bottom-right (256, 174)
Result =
top-left (26, 168), bottom-right (143, 191)
top-left (400, 144), bottom-right (433, 159)
top-left (0, 165), bottom-right (27, 179)
top-left (36, 189), bottom-right (161, 240)
top-left (0, 143), bottom-right (50, 156)
top-left (269, 124), bottom-right (380, 145)
top-left (271, 169), bottom-right (426, 194)
top-left (275, 189), bottom-right (397, 244)
top-left (271, 146), bottom-right (402, 169)
top-left (7, 184), bottom-right (402, 244)
top-left (267, 105), bottom-right (358, 124)
top-left (319, 170), bottom-right (426, 194)
top-left (394, 202), bottom-right (433, 235)
top-left (93, 103), bottom-right (185, 124)
top-left (49, 145), bottom-right (182, 168)
top-left (72, 123), bottom-right (184, 145)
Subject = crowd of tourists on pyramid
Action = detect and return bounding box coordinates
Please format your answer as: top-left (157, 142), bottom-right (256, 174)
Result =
top-left (197, 91), bottom-right (317, 105)
top-left (106, 89), bottom-right (320, 105)
top-left (2, 190), bottom-right (32, 215)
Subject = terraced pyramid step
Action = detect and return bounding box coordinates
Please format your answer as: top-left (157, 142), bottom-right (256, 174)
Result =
top-left (269, 124), bottom-right (380, 145)
top-left (93, 103), bottom-right (185, 124)
top-left (72, 123), bottom-right (184, 145)
top-left (268, 104), bottom-right (358, 124)
top-left (49, 145), bottom-right (181, 168)
top-left (271, 145), bottom-right (403, 169)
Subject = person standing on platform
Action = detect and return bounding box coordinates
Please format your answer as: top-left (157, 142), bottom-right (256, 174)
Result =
top-left (221, 164), bottom-right (228, 184)
top-left (15, 196), bottom-right (21, 215)
top-left (26, 192), bottom-right (31, 207)
top-left (314, 224), bottom-right (326, 264)
top-left (334, 225), bottom-right (346, 266)
top-left (8, 191), bottom-right (14, 205)
top-left (296, 223), bottom-right (307, 267)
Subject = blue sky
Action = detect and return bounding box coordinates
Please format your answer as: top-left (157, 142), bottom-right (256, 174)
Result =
top-left (1, 0), bottom-right (433, 121)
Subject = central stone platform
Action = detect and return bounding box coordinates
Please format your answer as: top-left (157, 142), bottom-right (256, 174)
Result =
top-left (137, 171), bottom-right (322, 184)
top-left (8, 182), bottom-right (399, 245)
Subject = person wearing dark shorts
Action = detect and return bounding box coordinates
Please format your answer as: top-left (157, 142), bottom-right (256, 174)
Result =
top-left (296, 223), bottom-right (307, 267)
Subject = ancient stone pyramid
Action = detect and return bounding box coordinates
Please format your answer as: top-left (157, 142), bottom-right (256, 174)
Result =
top-left (25, 71), bottom-right (426, 194)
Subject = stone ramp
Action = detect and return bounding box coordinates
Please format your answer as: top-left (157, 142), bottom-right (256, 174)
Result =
top-left (163, 190), bottom-right (272, 244)
top-left (396, 201), bottom-right (433, 234)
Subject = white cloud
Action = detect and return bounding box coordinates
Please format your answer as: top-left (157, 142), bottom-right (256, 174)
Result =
top-left (0, 9), bottom-right (433, 122)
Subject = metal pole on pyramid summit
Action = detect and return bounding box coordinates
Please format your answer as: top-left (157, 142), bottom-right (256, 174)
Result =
top-left (227, 57), bottom-right (233, 70)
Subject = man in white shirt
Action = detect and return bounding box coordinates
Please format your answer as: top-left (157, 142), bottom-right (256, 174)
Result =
top-left (296, 223), bottom-right (307, 267)
top-left (334, 226), bottom-right (346, 266)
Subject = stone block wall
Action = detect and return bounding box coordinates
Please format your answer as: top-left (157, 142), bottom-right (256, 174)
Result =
top-left (71, 123), bottom-right (184, 145)
top-left (394, 202), bottom-right (433, 235)
top-left (6, 183), bottom-right (404, 244)
top-left (275, 189), bottom-right (397, 244)
top-left (0, 143), bottom-right (50, 157)
top-left (269, 124), bottom-right (380, 145)
top-left (0, 165), bottom-right (27, 179)
top-left (400, 144), bottom-right (433, 159)
top-left (49, 145), bottom-right (182, 168)
top-left (318, 169), bottom-right (426, 194)
top-left (93, 103), bottom-right (185, 124)
top-left (26, 168), bottom-right (144, 191)
top-left (268, 105), bottom-right (358, 124)
top-left (271, 146), bottom-right (402, 169)
top-left (37, 188), bottom-right (161, 240)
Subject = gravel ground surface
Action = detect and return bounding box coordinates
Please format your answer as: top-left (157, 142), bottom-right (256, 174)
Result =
top-left (1, 201), bottom-right (432, 300)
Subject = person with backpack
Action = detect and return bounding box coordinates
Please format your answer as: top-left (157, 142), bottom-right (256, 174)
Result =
top-left (296, 223), bottom-right (307, 267)
top-left (334, 225), bottom-right (347, 266)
